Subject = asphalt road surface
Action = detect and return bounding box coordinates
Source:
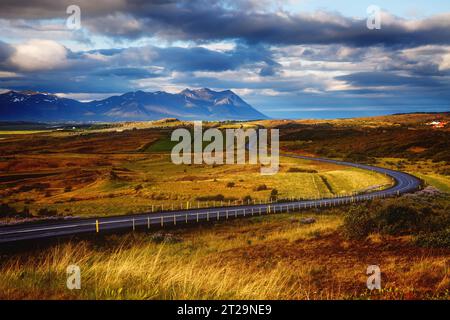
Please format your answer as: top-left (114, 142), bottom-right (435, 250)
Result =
top-left (0, 154), bottom-right (422, 245)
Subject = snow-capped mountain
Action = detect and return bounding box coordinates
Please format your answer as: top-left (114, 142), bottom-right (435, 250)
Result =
top-left (0, 88), bottom-right (267, 122)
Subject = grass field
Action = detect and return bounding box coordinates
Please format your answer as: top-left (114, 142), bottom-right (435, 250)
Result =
top-left (0, 128), bottom-right (392, 219)
top-left (0, 115), bottom-right (448, 300)
top-left (0, 130), bottom-right (53, 135)
top-left (0, 208), bottom-right (448, 300)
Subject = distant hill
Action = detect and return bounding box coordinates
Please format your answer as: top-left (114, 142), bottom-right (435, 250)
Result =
top-left (0, 88), bottom-right (268, 122)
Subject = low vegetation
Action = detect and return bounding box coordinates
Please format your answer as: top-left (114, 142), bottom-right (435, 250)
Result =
top-left (0, 114), bottom-right (448, 300)
top-left (0, 197), bottom-right (448, 299)
top-left (0, 127), bottom-right (391, 220)
top-left (343, 195), bottom-right (450, 248)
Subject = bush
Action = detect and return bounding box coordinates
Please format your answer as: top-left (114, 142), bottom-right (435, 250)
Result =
top-left (270, 189), bottom-right (278, 201)
top-left (376, 204), bottom-right (419, 235)
top-left (226, 182), bottom-right (235, 188)
top-left (18, 183), bottom-right (50, 193)
top-left (287, 167), bottom-right (318, 173)
top-left (342, 196), bottom-right (450, 247)
top-left (254, 184), bottom-right (268, 191)
top-left (414, 229), bottom-right (450, 248)
top-left (36, 208), bottom-right (58, 217)
top-left (242, 195), bottom-right (252, 203)
top-left (0, 203), bottom-right (18, 217)
top-left (0, 204), bottom-right (32, 218)
top-left (195, 194), bottom-right (225, 202)
top-left (343, 206), bottom-right (374, 239)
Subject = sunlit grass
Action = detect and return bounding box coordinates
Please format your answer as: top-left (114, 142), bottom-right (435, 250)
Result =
top-left (0, 211), bottom-right (447, 300)
top-left (40, 155), bottom-right (391, 217)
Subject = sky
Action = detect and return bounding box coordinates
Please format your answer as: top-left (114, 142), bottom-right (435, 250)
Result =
top-left (0, 0), bottom-right (450, 119)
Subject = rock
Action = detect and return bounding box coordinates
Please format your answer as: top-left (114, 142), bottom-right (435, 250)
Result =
top-left (149, 232), bottom-right (182, 244)
top-left (407, 186), bottom-right (441, 198)
top-left (300, 217), bottom-right (316, 224)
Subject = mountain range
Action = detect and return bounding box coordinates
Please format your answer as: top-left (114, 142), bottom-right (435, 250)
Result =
top-left (0, 88), bottom-right (267, 122)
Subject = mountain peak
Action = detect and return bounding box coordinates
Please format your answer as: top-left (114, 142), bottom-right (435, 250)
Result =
top-left (180, 88), bottom-right (193, 94)
top-left (0, 88), bottom-right (268, 122)
top-left (13, 90), bottom-right (53, 96)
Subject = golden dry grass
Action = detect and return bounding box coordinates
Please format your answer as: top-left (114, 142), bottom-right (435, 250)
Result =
top-left (0, 212), bottom-right (448, 300)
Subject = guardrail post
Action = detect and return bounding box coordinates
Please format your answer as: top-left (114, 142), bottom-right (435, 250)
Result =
top-left (207, 212), bottom-right (209, 221)
top-left (161, 216), bottom-right (164, 227)
top-left (147, 217), bottom-right (150, 229)
top-left (217, 212), bottom-right (219, 220)
top-left (132, 218), bottom-right (135, 231)
top-left (186, 214), bottom-right (188, 224)
top-left (96, 220), bottom-right (99, 233)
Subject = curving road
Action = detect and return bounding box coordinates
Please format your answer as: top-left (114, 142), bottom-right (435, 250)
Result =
top-left (0, 154), bottom-right (422, 245)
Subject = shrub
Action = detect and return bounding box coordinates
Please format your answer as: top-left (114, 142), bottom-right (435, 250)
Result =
top-left (226, 182), bottom-right (235, 188)
top-left (196, 194), bottom-right (225, 202)
top-left (414, 229), bottom-right (450, 248)
top-left (287, 167), bottom-right (318, 173)
top-left (254, 184), bottom-right (268, 191)
top-left (0, 203), bottom-right (18, 217)
top-left (270, 189), bottom-right (278, 201)
top-left (18, 183), bottom-right (50, 193)
top-left (0, 204), bottom-right (32, 218)
top-left (36, 208), bottom-right (58, 217)
top-left (342, 196), bottom-right (450, 247)
top-left (343, 206), bottom-right (374, 239)
top-left (376, 204), bottom-right (419, 235)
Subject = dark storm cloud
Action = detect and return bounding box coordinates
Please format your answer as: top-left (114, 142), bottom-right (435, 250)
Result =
top-left (83, 6), bottom-right (450, 47)
top-left (84, 44), bottom-right (278, 74)
top-left (0, 41), bottom-right (14, 65)
top-left (336, 72), bottom-right (447, 88)
top-left (1, 0), bottom-right (450, 47)
top-left (0, 71), bottom-right (136, 93)
top-left (92, 67), bottom-right (163, 79)
top-left (154, 45), bottom-right (278, 73)
top-left (153, 46), bottom-right (248, 72)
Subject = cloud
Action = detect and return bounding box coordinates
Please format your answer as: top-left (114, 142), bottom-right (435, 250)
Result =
top-left (0, 40), bottom-right (280, 93)
top-left (0, 41), bottom-right (14, 63)
top-left (1, 1), bottom-right (450, 48)
top-left (8, 39), bottom-right (68, 71)
top-left (335, 71), bottom-right (446, 88)
top-left (439, 53), bottom-right (450, 70)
